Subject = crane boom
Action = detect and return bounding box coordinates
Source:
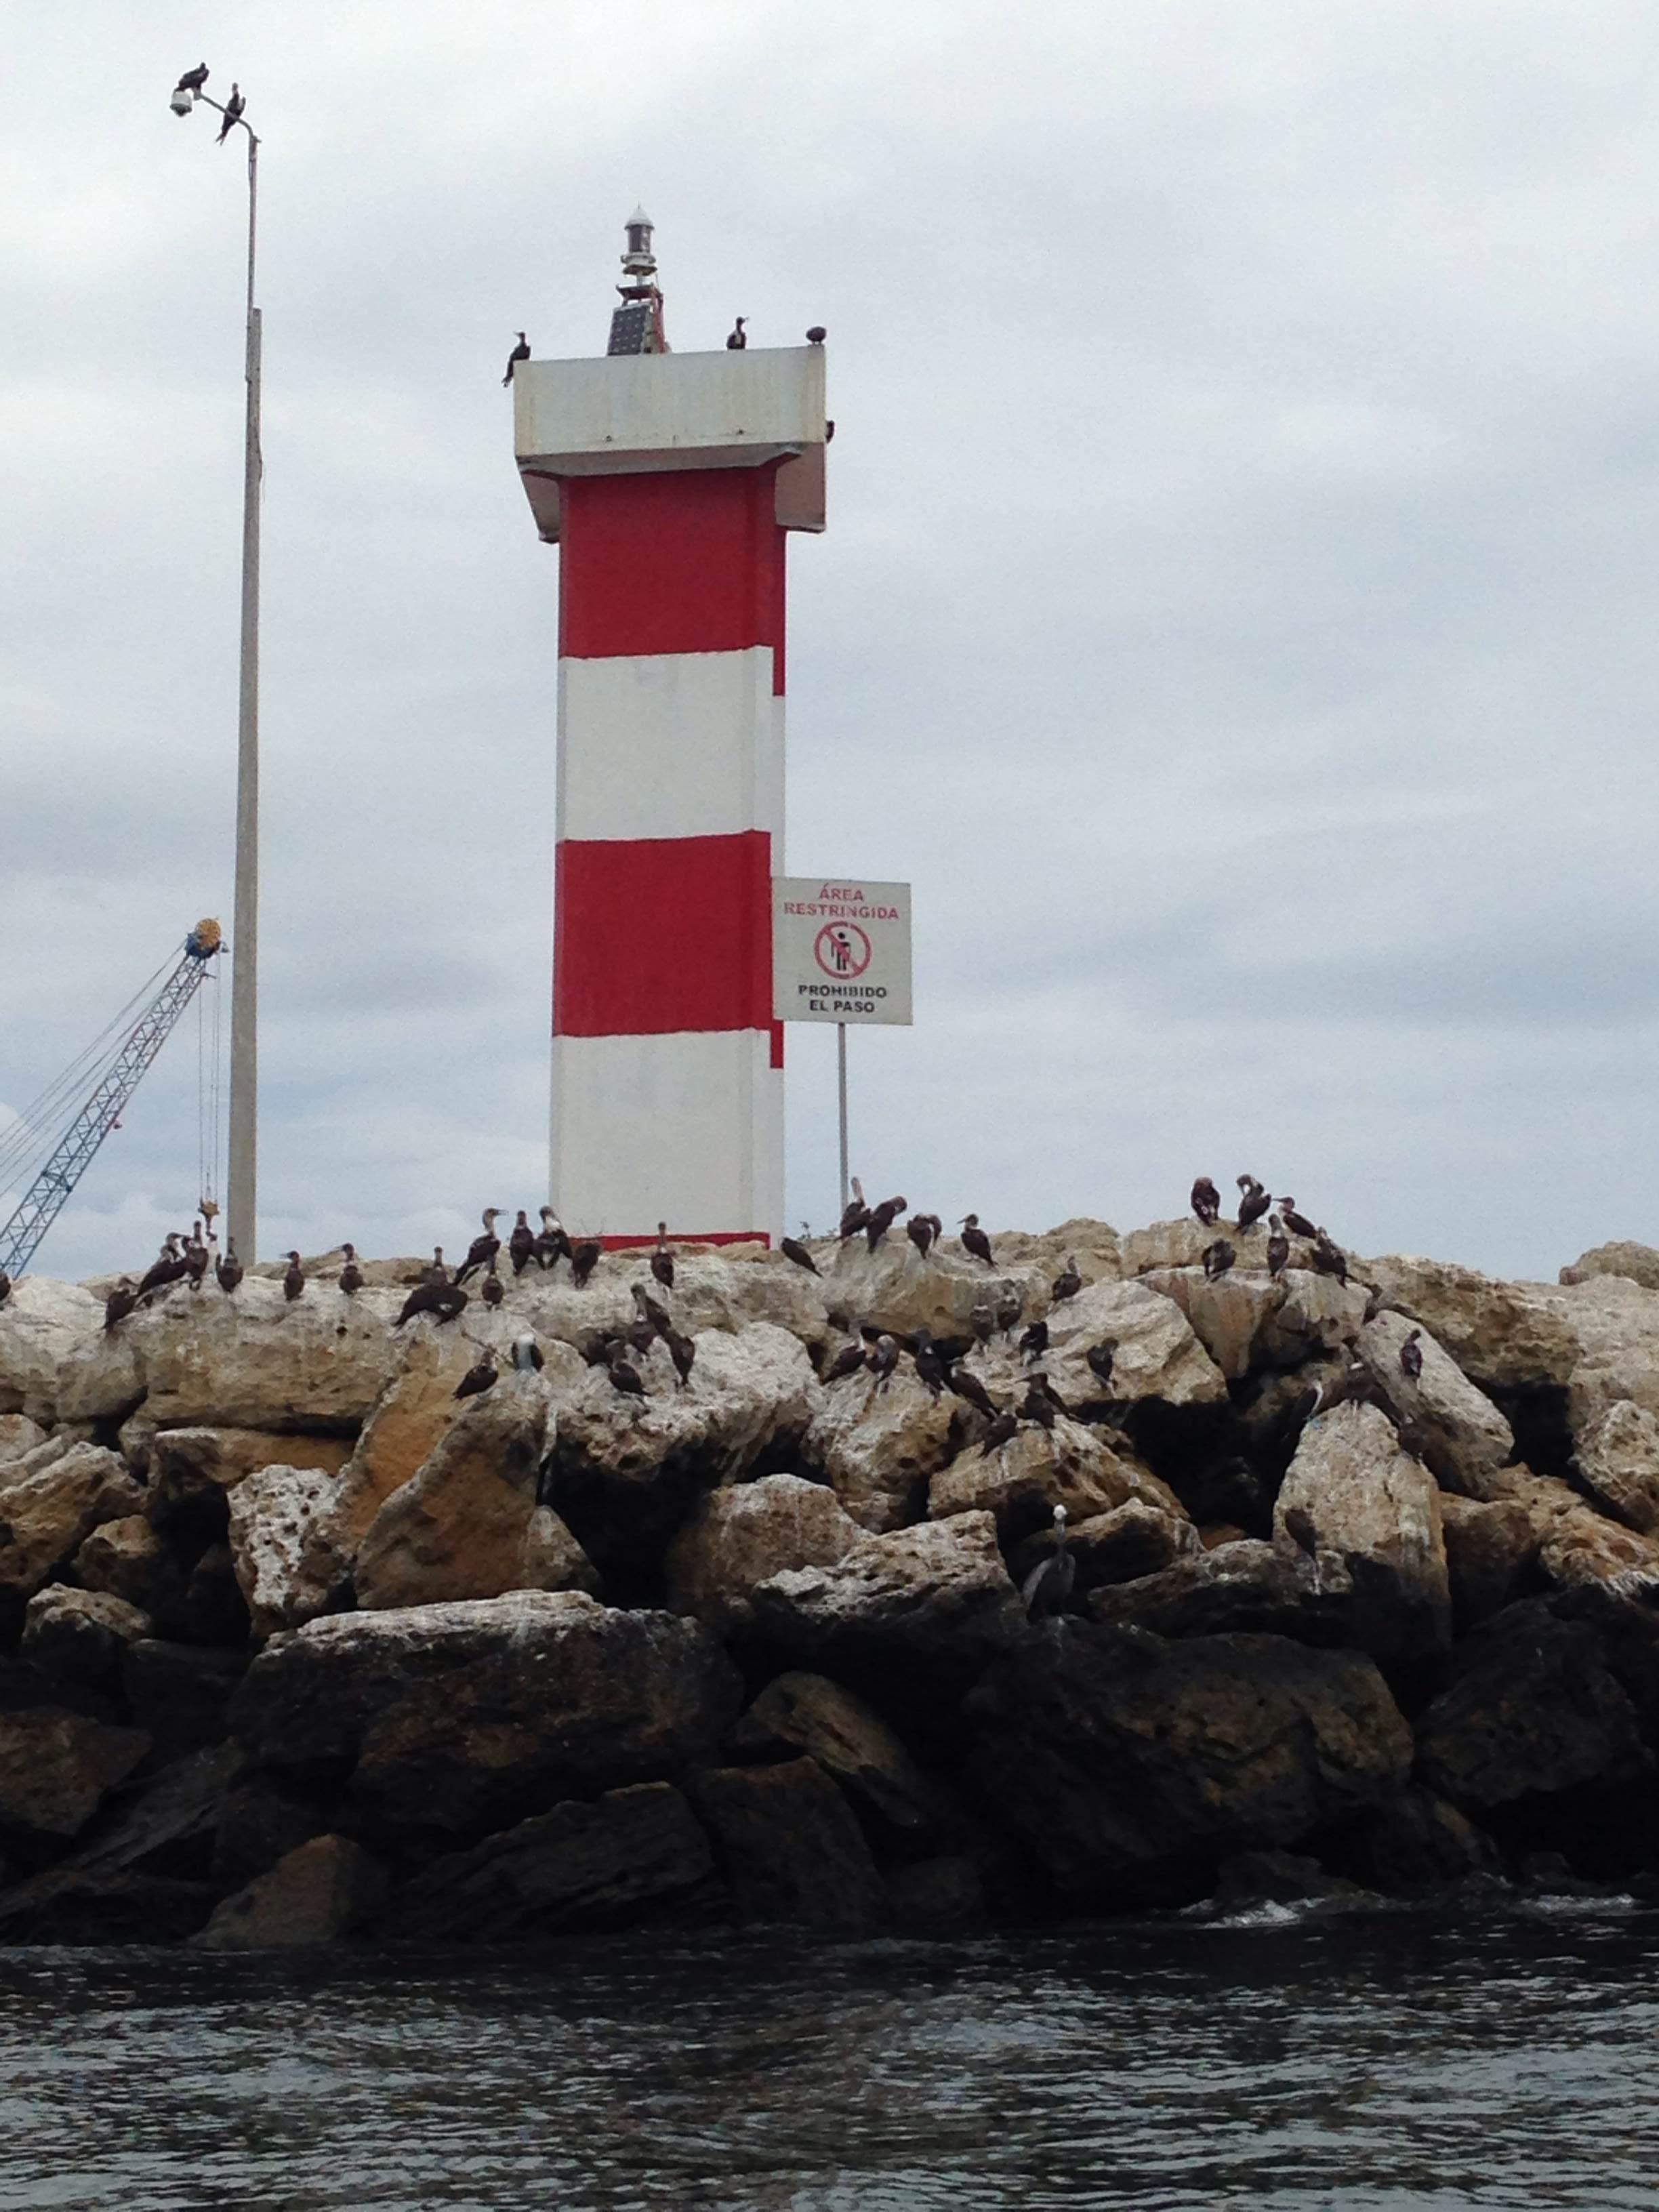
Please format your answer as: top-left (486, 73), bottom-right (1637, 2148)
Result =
top-left (0, 923), bottom-right (224, 1278)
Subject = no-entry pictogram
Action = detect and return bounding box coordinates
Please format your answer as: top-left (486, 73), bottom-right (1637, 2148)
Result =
top-left (815, 922), bottom-right (872, 981)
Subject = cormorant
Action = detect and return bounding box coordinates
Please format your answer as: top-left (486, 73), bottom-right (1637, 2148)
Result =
top-left (508, 1211), bottom-right (536, 1274)
top-left (283, 1252), bottom-right (305, 1301)
top-left (625, 1313), bottom-right (657, 1359)
top-left (396, 1279), bottom-right (468, 1327)
top-left (512, 1335), bottom-right (544, 1373)
top-left (1311, 1230), bottom-right (1349, 1286)
top-left (1191, 1176), bottom-right (1221, 1227)
top-left (725, 317), bottom-right (747, 349)
top-left (184, 1223), bottom-right (209, 1290)
top-left (338, 1244), bottom-right (363, 1296)
top-left (535, 1209), bottom-right (572, 1269)
top-left (838, 1179), bottom-right (869, 1240)
top-left (995, 1284), bottom-right (1023, 1337)
top-left (1019, 1319), bottom-right (1049, 1362)
top-left (806, 326), bottom-right (826, 344)
top-left (1399, 1328), bottom-right (1424, 1380)
top-left (217, 1244), bottom-right (244, 1296)
top-left (1283, 1504), bottom-right (1319, 1559)
top-left (136, 1236), bottom-right (188, 1303)
top-left (216, 85), bottom-right (245, 142)
top-left (422, 1248), bottom-right (449, 1287)
top-left (1021, 1506), bottom-right (1075, 1619)
top-left (607, 1353), bottom-right (647, 1401)
top-left (912, 1326), bottom-right (946, 1399)
top-left (1278, 1198), bottom-right (1319, 1240)
top-left (979, 1408), bottom-right (1019, 1456)
top-left (780, 1236), bottom-right (819, 1275)
top-left (502, 332), bottom-right (529, 386)
top-left (1018, 1376), bottom-right (1057, 1429)
top-left (948, 1364), bottom-right (998, 1420)
top-left (454, 1208), bottom-right (504, 1286)
top-left (1202, 1239), bottom-right (1236, 1281)
top-left (907, 1213), bottom-right (936, 1258)
top-left (1266, 1216), bottom-right (1290, 1279)
top-left (821, 1339), bottom-right (867, 1386)
top-left (865, 1195), bottom-right (907, 1251)
top-left (1086, 1340), bottom-right (1117, 1391)
top-left (104, 1279), bottom-right (138, 1330)
top-left (970, 1295), bottom-right (996, 1349)
top-left (867, 1334), bottom-right (900, 1389)
top-left (571, 1240), bottom-right (601, 1288)
top-left (651, 1224), bottom-right (675, 1291)
top-left (960, 1214), bottom-right (994, 1266)
top-left (1051, 1257), bottom-right (1082, 1304)
top-left (1236, 1175), bottom-right (1272, 1231)
top-left (481, 1261), bottom-right (504, 1309)
top-left (665, 1327), bottom-right (696, 1388)
top-left (455, 1353), bottom-right (499, 1401)
top-left (175, 63), bottom-right (209, 94)
top-left (632, 1279), bottom-right (673, 1335)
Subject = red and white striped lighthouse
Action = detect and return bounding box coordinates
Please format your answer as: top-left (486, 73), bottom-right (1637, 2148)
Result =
top-left (512, 216), bottom-right (828, 1245)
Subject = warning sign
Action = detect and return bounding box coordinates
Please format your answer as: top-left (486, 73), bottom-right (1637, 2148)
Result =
top-left (773, 878), bottom-right (912, 1025)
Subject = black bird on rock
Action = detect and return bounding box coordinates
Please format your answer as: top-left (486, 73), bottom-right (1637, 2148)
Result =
top-left (865, 1195), bottom-right (907, 1252)
top-left (995, 1283), bottom-right (1023, 1338)
top-left (726, 317), bottom-right (747, 350)
top-left (455, 1353), bottom-right (498, 1401)
top-left (216, 85), bottom-right (245, 142)
top-left (821, 1338), bottom-right (867, 1386)
top-left (175, 62), bottom-right (209, 94)
top-left (396, 1279), bottom-right (468, 1328)
top-left (1266, 1216), bottom-right (1290, 1279)
top-left (912, 1327), bottom-right (946, 1399)
top-left (806, 326), bottom-right (826, 344)
top-left (1191, 1176), bottom-right (1222, 1227)
top-left (1202, 1239), bottom-right (1236, 1282)
top-left (607, 1353), bottom-right (647, 1402)
top-left (217, 1244), bottom-right (244, 1296)
top-left (1021, 1504), bottom-right (1075, 1620)
top-left (535, 1208), bottom-right (571, 1270)
top-left (980, 1408), bottom-right (1019, 1456)
top-left (632, 1280), bottom-right (673, 1339)
top-left (512, 1335), bottom-right (544, 1373)
top-left (481, 1261), bottom-right (504, 1309)
top-left (625, 1312), bottom-right (657, 1360)
top-left (960, 1214), bottom-right (994, 1267)
top-left (948, 1364), bottom-right (999, 1421)
top-left (104, 1278), bottom-right (138, 1330)
top-left (137, 1236), bottom-right (188, 1303)
top-left (283, 1252), bottom-right (306, 1302)
top-left (1278, 1198), bottom-right (1319, 1240)
top-left (1399, 1328), bottom-right (1424, 1380)
top-left (665, 1328), bottom-right (697, 1389)
top-left (867, 1334), bottom-right (900, 1390)
top-left (502, 332), bottom-right (529, 386)
top-left (0, 1271), bottom-right (9, 1310)
top-left (422, 1248), bottom-right (449, 1287)
top-left (1236, 1175), bottom-right (1272, 1231)
top-left (1283, 1504), bottom-right (1320, 1559)
top-left (338, 1244), bottom-right (363, 1296)
top-left (1018, 1376), bottom-right (1058, 1430)
top-left (838, 1179), bottom-right (869, 1240)
top-left (1019, 1318), bottom-right (1049, 1363)
top-left (1051, 1257), bottom-right (1082, 1304)
top-left (970, 1294), bottom-right (996, 1349)
top-left (780, 1235), bottom-right (819, 1275)
top-left (184, 1225), bottom-right (209, 1290)
top-left (1086, 1340), bottom-right (1117, 1392)
top-left (508, 1212), bottom-right (536, 1274)
top-left (455, 1210), bottom-right (504, 1286)
top-left (571, 1240), bottom-right (601, 1288)
top-left (1311, 1230), bottom-right (1350, 1286)
top-left (651, 1224), bottom-right (675, 1291)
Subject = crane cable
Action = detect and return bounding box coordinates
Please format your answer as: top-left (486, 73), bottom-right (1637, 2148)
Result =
top-left (194, 961), bottom-right (224, 1217)
top-left (0, 951), bottom-right (177, 1195)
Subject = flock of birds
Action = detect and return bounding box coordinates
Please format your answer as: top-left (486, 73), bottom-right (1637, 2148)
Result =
top-left (501, 321), bottom-right (830, 389)
top-left (172, 64), bottom-right (245, 142)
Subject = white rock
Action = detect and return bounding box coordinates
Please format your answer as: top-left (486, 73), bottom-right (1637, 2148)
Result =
top-left (1356, 1311), bottom-right (1515, 1498)
top-left (511, 1250), bottom-right (833, 1356)
top-left (227, 1463), bottom-right (349, 1642)
top-left (928, 1416), bottom-right (1181, 1533)
top-left (0, 1278), bottom-right (103, 1423)
top-left (0, 1443), bottom-right (144, 1599)
top-left (802, 1363), bottom-right (961, 1532)
top-left (1041, 1277), bottom-right (1228, 1410)
top-left (751, 1511), bottom-right (1025, 1663)
top-left (1576, 1400), bottom-right (1659, 1534)
top-left (0, 1413), bottom-right (49, 1464)
top-left (665, 1474), bottom-right (861, 1635)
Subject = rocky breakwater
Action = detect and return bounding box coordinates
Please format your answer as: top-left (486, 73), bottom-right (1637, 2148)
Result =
top-left (1, 1212), bottom-right (1658, 1946)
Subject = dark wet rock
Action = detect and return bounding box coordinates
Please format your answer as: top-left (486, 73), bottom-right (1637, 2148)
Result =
top-left (178, 1541), bottom-right (252, 1647)
top-left (382, 1782), bottom-right (717, 1942)
top-left (749, 1513), bottom-right (1023, 1674)
top-left (689, 1756), bottom-right (885, 1929)
top-left (21, 1585), bottom-right (150, 1694)
top-left (196, 1833), bottom-right (389, 1949)
top-left (1088, 1539), bottom-right (1351, 1643)
top-left (731, 1671), bottom-right (957, 1847)
top-left (1334, 1786), bottom-right (1495, 1896)
top-left (1008, 1498), bottom-right (1201, 1595)
top-left (883, 1853), bottom-right (985, 1929)
top-left (0, 1707), bottom-right (150, 1841)
top-left (1438, 1496), bottom-right (1538, 1626)
top-left (74, 1514), bottom-right (192, 1633)
top-left (0, 1443), bottom-right (144, 1601)
top-left (1208, 1849), bottom-right (1370, 1913)
top-left (212, 1774), bottom-right (333, 1888)
top-left (664, 1474), bottom-right (860, 1637)
top-left (964, 1622), bottom-right (1411, 1908)
top-left (124, 1641), bottom-right (249, 1761)
top-left (230, 1591), bottom-right (741, 1838)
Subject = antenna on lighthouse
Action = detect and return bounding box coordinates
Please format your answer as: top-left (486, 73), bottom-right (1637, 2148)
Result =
top-left (608, 205), bottom-right (670, 356)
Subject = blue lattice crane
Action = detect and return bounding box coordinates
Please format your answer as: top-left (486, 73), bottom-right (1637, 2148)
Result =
top-left (0, 922), bottom-right (224, 1279)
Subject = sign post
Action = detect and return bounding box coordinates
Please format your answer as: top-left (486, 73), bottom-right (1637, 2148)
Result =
top-left (773, 878), bottom-right (913, 1223)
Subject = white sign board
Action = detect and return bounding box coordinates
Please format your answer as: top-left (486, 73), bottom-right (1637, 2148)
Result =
top-left (773, 878), bottom-right (912, 1025)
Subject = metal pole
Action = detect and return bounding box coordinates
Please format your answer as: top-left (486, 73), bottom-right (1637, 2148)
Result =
top-left (836, 1022), bottom-right (848, 1216)
top-left (226, 129), bottom-right (260, 1264)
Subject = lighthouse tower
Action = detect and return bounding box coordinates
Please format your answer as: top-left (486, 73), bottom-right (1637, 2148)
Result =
top-left (513, 215), bottom-right (827, 1244)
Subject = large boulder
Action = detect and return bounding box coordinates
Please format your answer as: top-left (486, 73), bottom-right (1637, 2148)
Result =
top-left (1415, 1598), bottom-right (1652, 1812)
top-left (72, 1515), bottom-right (190, 1631)
top-left (732, 1672), bottom-right (957, 1845)
top-left (22, 1585), bottom-right (151, 1694)
top-left (196, 1834), bottom-right (388, 1950)
top-left (0, 1414), bottom-right (48, 1464)
top-left (964, 1622), bottom-right (1412, 1906)
top-left (689, 1757), bottom-right (884, 1929)
top-left (1438, 1496), bottom-right (1539, 1625)
top-left (1040, 1278), bottom-right (1228, 1412)
top-left (147, 1429), bottom-right (352, 1540)
top-left (1134, 1266), bottom-right (1289, 1382)
top-left (1120, 1215), bottom-right (1290, 1277)
top-left (815, 1238), bottom-right (1046, 1343)
top-left (542, 1324), bottom-right (821, 1575)
top-left (0, 1443), bottom-right (144, 1601)
top-left (802, 1364), bottom-right (962, 1532)
top-left (1354, 1312), bottom-right (1515, 1497)
top-left (58, 1275), bottom-right (407, 1429)
top-left (0, 1279), bottom-right (102, 1423)
top-left (1560, 1241), bottom-right (1659, 1291)
top-left (1009, 1497), bottom-right (1202, 1594)
top-left (1272, 1401), bottom-right (1452, 1663)
top-left (750, 1513), bottom-right (1024, 1671)
top-left (928, 1417), bottom-right (1181, 1538)
top-left (229, 1591), bottom-right (742, 1836)
top-left (1481, 1468), bottom-right (1659, 1600)
top-left (511, 1247), bottom-right (832, 1359)
top-left (123, 1641), bottom-right (247, 1760)
top-left (382, 1782), bottom-right (718, 1942)
top-left (1574, 1401), bottom-right (1659, 1534)
top-left (227, 1464), bottom-right (352, 1641)
top-left (1089, 1538), bottom-right (1351, 1643)
top-left (663, 1475), bottom-right (860, 1636)
top-left (0, 1707), bottom-right (150, 1839)
top-left (1359, 1257), bottom-right (1579, 1393)
top-left (354, 1374), bottom-right (597, 1611)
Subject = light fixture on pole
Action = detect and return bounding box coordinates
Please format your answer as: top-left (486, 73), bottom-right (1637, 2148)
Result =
top-left (169, 68), bottom-right (262, 1266)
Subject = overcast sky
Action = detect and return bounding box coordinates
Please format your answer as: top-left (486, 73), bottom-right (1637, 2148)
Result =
top-left (3, 1), bottom-right (1658, 1284)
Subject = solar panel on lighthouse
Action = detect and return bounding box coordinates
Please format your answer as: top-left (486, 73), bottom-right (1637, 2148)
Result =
top-left (606, 303), bottom-right (653, 356)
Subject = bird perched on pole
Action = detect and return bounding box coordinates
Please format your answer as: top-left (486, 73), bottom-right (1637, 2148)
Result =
top-left (502, 332), bottom-right (529, 386)
top-left (725, 317), bottom-right (747, 350)
top-left (455, 1210), bottom-right (504, 1286)
top-left (960, 1214), bottom-right (994, 1267)
top-left (216, 85), bottom-right (245, 142)
top-left (175, 62), bottom-right (209, 94)
top-left (780, 1235), bottom-right (819, 1275)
